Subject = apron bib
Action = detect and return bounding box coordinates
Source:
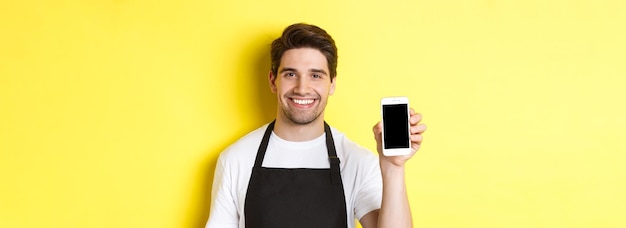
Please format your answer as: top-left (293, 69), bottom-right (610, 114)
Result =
top-left (244, 121), bottom-right (348, 228)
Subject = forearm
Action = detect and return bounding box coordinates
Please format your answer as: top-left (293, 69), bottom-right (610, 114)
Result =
top-left (377, 162), bottom-right (413, 228)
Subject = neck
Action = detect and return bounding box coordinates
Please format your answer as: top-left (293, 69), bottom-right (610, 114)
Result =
top-left (273, 115), bottom-right (325, 142)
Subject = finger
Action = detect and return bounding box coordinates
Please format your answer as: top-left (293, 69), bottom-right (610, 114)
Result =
top-left (411, 124), bottom-right (427, 134)
top-left (409, 108), bottom-right (416, 116)
top-left (372, 122), bottom-right (383, 140)
top-left (411, 143), bottom-right (421, 153)
top-left (411, 134), bottom-right (423, 144)
top-left (410, 112), bottom-right (423, 125)
top-left (372, 121), bottom-right (382, 134)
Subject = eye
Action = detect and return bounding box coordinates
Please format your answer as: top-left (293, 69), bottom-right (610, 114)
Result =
top-left (286, 72), bottom-right (296, 77)
top-left (312, 74), bottom-right (321, 79)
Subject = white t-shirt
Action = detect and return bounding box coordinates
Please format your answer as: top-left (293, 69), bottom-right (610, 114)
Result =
top-left (206, 123), bottom-right (383, 228)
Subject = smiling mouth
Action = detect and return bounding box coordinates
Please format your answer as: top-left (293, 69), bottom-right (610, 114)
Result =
top-left (292, 98), bottom-right (315, 105)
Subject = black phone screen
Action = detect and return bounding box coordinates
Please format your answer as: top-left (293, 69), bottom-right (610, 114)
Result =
top-left (382, 104), bottom-right (410, 149)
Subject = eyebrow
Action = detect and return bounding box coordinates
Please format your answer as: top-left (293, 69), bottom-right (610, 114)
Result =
top-left (279, 67), bottom-right (297, 73)
top-left (310, 68), bottom-right (328, 75)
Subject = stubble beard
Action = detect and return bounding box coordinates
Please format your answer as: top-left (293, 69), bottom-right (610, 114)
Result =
top-left (280, 97), bottom-right (327, 125)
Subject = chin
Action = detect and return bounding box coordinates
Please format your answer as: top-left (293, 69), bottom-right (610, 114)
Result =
top-left (285, 113), bottom-right (322, 125)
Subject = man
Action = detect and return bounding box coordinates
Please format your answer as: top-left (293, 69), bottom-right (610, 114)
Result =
top-left (206, 23), bottom-right (426, 228)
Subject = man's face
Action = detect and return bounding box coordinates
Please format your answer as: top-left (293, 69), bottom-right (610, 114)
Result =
top-left (270, 47), bottom-right (336, 125)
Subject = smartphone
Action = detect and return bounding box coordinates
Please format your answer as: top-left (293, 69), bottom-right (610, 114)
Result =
top-left (381, 97), bottom-right (411, 156)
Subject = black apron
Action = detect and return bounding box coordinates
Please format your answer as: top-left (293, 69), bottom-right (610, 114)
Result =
top-left (244, 121), bottom-right (348, 228)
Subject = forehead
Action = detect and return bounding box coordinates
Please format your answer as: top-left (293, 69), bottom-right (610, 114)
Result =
top-left (279, 48), bottom-right (329, 72)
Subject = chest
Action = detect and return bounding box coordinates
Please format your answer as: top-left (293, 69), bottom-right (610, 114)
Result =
top-left (261, 140), bottom-right (331, 168)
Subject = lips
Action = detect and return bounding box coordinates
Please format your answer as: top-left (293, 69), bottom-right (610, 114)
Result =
top-left (289, 97), bottom-right (317, 108)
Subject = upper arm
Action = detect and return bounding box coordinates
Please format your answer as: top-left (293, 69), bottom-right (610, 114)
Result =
top-left (353, 150), bottom-right (383, 220)
top-left (359, 209), bottom-right (380, 228)
top-left (206, 155), bottom-right (239, 228)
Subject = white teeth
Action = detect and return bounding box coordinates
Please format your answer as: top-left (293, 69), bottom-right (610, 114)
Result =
top-left (293, 99), bottom-right (314, 105)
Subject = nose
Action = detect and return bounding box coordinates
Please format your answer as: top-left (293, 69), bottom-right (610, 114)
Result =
top-left (293, 77), bottom-right (310, 94)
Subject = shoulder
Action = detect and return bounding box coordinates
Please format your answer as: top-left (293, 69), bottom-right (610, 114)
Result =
top-left (218, 123), bottom-right (269, 164)
top-left (329, 127), bottom-right (378, 165)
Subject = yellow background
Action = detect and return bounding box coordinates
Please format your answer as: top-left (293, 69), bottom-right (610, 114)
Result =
top-left (1, 0), bottom-right (625, 227)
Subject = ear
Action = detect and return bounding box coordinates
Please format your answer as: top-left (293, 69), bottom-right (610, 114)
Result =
top-left (269, 71), bottom-right (277, 93)
top-left (329, 77), bottom-right (337, 95)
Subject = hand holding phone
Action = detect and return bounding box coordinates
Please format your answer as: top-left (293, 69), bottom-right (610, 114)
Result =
top-left (380, 97), bottom-right (412, 156)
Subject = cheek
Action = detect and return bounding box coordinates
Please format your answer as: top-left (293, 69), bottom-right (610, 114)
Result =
top-left (276, 83), bottom-right (293, 97)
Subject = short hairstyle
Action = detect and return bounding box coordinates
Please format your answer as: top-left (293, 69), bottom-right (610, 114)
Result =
top-left (271, 23), bottom-right (338, 80)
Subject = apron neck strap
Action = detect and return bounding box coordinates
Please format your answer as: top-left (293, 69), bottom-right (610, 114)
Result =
top-left (324, 122), bottom-right (341, 185)
top-left (253, 120), bottom-right (342, 185)
top-left (253, 120), bottom-right (275, 170)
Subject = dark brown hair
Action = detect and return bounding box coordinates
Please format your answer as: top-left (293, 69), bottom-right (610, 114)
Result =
top-left (271, 23), bottom-right (338, 80)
